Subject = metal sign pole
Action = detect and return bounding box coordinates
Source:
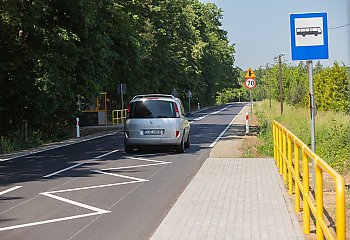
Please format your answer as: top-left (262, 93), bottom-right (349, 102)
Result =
top-left (307, 60), bottom-right (316, 187)
top-left (120, 84), bottom-right (124, 109)
top-left (186, 90), bottom-right (192, 113)
top-left (250, 89), bottom-right (252, 118)
top-left (279, 55), bottom-right (284, 114)
top-left (307, 60), bottom-right (316, 152)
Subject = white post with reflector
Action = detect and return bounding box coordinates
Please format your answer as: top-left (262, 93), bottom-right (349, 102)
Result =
top-left (245, 112), bottom-right (249, 134)
top-left (76, 117), bottom-right (80, 138)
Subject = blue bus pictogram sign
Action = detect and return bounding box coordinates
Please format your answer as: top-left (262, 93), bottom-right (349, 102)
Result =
top-left (290, 12), bottom-right (329, 60)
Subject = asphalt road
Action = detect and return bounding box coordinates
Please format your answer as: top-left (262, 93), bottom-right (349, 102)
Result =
top-left (0, 103), bottom-right (246, 240)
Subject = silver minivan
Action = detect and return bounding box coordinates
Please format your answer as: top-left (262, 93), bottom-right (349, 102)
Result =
top-left (124, 94), bottom-right (190, 153)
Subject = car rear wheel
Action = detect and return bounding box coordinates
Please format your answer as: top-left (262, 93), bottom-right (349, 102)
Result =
top-left (184, 133), bottom-right (190, 148)
top-left (124, 141), bottom-right (133, 153)
top-left (176, 136), bottom-right (185, 153)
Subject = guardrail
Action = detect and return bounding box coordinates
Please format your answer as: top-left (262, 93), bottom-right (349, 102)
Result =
top-left (273, 120), bottom-right (346, 240)
top-left (112, 109), bottom-right (127, 125)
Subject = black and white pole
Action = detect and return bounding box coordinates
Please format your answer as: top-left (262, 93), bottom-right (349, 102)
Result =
top-left (187, 90), bottom-right (192, 113)
top-left (245, 112), bottom-right (249, 134)
top-left (76, 117), bottom-right (80, 138)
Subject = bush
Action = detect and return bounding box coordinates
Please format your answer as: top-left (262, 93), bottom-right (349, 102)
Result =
top-left (0, 128), bottom-right (68, 154)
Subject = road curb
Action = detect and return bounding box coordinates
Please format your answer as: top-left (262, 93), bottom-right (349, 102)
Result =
top-left (0, 125), bottom-right (124, 162)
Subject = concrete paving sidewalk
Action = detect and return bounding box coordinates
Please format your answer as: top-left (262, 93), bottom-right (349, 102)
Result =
top-left (151, 106), bottom-right (304, 240)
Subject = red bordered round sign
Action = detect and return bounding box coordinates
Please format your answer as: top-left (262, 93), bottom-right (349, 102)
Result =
top-left (245, 78), bottom-right (256, 89)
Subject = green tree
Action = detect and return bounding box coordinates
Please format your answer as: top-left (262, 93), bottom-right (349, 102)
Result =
top-left (314, 63), bottom-right (349, 112)
top-left (0, 0), bottom-right (238, 150)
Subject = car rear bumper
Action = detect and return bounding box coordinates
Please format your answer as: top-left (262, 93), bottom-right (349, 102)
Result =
top-left (125, 137), bottom-right (182, 146)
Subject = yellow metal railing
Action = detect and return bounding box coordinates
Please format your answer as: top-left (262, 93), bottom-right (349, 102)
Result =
top-left (273, 121), bottom-right (346, 240)
top-left (112, 109), bottom-right (127, 125)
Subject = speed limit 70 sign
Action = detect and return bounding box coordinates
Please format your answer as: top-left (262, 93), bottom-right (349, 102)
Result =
top-left (245, 78), bottom-right (256, 89)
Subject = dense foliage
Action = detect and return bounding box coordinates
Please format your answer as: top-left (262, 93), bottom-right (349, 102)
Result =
top-left (0, 0), bottom-right (237, 145)
top-left (252, 62), bottom-right (349, 113)
top-left (218, 62), bottom-right (349, 115)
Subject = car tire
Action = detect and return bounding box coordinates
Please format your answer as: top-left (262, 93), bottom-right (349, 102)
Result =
top-left (184, 133), bottom-right (190, 148)
top-left (125, 141), bottom-right (133, 153)
top-left (176, 136), bottom-right (185, 153)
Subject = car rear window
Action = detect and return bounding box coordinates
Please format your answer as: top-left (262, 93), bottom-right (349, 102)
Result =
top-left (128, 100), bottom-right (176, 118)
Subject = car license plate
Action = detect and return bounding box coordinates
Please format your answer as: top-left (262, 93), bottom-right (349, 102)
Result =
top-left (144, 129), bottom-right (163, 135)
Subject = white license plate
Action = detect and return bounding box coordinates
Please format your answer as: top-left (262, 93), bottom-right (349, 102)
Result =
top-left (144, 129), bottom-right (163, 135)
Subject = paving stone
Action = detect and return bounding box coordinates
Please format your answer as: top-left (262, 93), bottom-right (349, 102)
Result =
top-left (151, 158), bottom-right (304, 240)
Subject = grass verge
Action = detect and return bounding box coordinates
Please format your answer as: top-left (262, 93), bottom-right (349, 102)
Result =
top-left (255, 100), bottom-right (350, 173)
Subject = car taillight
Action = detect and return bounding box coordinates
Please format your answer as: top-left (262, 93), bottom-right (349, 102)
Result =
top-left (173, 103), bottom-right (180, 118)
top-left (176, 130), bottom-right (180, 137)
top-left (127, 105), bottom-right (131, 113)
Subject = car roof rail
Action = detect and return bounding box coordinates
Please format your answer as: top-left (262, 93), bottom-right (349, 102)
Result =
top-left (132, 94), bottom-right (175, 100)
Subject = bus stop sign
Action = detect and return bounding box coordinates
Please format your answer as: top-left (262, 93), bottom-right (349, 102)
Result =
top-left (290, 12), bottom-right (329, 60)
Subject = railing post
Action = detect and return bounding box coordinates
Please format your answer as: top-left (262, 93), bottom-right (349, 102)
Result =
top-left (279, 127), bottom-right (283, 173)
top-left (283, 129), bottom-right (287, 183)
top-left (287, 134), bottom-right (293, 195)
top-left (336, 176), bottom-right (346, 240)
top-left (124, 109), bottom-right (127, 123)
top-left (315, 159), bottom-right (324, 240)
top-left (112, 110), bottom-right (115, 125)
top-left (117, 110), bottom-right (120, 124)
top-left (276, 126), bottom-right (280, 169)
top-left (302, 149), bottom-right (310, 234)
top-left (273, 123), bottom-right (277, 163)
top-left (294, 141), bottom-right (301, 213)
top-left (121, 109), bottom-right (124, 124)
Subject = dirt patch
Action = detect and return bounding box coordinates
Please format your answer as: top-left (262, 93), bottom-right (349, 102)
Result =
top-left (238, 113), bottom-right (269, 158)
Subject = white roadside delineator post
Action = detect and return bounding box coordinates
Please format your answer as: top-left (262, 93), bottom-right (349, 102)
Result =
top-left (76, 117), bottom-right (80, 138)
top-left (245, 112), bottom-right (249, 134)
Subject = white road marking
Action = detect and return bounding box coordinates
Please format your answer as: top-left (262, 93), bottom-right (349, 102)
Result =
top-left (43, 149), bottom-right (120, 178)
top-left (43, 163), bottom-right (84, 178)
top-left (40, 192), bottom-right (110, 214)
top-left (189, 105), bottom-right (231, 123)
top-left (94, 150), bottom-right (119, 159)
top-left (102, 162), bottom-right (169, 171)
top-left (209, 107), bottom-right (245, 148)
top-left (124, 156), bottom-right (171, 164)
top-left (0, 152), bottom-right (170, 232)
top-left (0, 212), bottom-right (104, 232)
top-left (45, 181), bottom-right (143, 194)
top-left (92, 170), bottom-right (149, 182)
top-left (0, 186), bottom-right (23, 196)
top-left (0, 190), bottom-right (110, 232)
